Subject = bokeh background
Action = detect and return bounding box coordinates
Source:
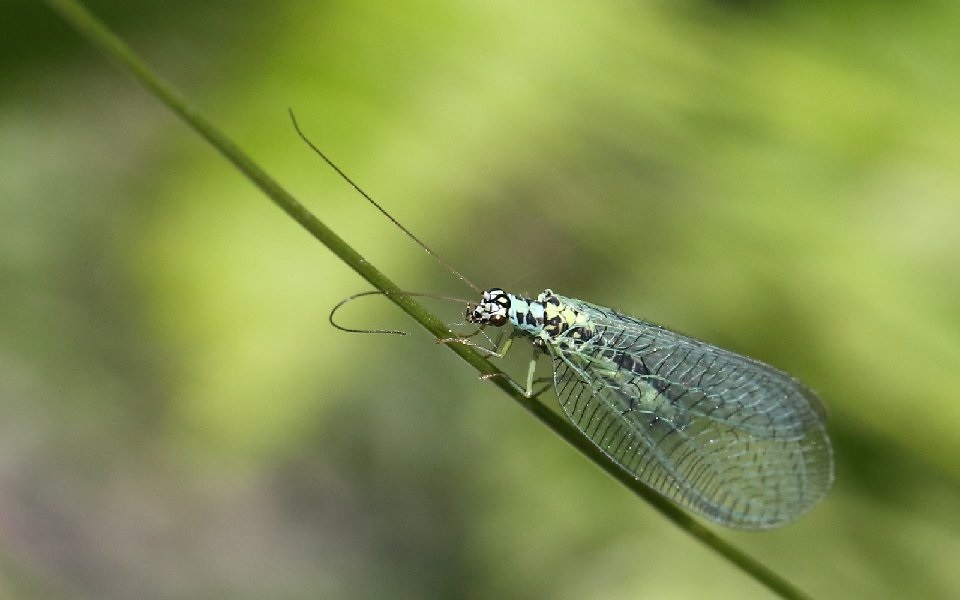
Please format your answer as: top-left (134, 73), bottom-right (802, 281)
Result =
top-left (4, 1), bottom-right (960, 598)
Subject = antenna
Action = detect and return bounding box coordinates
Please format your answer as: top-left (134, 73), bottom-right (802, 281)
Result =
top-left (289, 110), bottom-right (482, 293)
top-left (329, 289), bottom-right (475, 335)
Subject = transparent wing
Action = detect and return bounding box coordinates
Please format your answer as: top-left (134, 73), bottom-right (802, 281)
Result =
top-left (549, 296), bottom-right (834, 529)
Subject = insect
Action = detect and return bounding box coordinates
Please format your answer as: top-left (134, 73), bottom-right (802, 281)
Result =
top-left (463, 287), bottom-right (833, 529)
top-left (292, 114), bottom-right (834, 529)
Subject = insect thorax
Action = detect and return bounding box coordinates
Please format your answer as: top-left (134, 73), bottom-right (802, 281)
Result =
top-left (467, 288), bottom-right (594, 347)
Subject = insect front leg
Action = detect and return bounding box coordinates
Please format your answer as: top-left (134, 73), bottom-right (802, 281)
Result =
top-left (437, 325), bottom-right (507, 357)
top-left (441, 329), bottom-right (551, 398)
top-left (437, 328), bottom-right (525, 393)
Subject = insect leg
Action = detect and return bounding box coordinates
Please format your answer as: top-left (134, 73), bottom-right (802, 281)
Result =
top-left (464, 333), bottom-right (550, 399)
top-left (437, 334), bottom-right (503, 357)
top-left (496, 341), bottom-right (550, 398)
top-left (438, 325), bottom-right (515, 358)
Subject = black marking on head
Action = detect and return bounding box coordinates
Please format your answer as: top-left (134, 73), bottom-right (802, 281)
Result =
top-left (467, 288), bottom-right (511, 327)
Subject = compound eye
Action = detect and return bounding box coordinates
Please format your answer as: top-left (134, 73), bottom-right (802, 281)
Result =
top-left (490, 313), bottom-right (508, 327)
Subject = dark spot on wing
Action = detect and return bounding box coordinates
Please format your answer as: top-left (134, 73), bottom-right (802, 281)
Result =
top-left (613, 351), bottom-right (671, 395)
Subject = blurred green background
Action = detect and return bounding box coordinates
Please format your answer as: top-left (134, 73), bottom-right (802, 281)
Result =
top-left (3, 1), bottom-right (960, 598)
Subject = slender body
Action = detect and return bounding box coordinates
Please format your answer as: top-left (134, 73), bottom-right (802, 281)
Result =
top-left (467, 288), bottom-right (833, 529)
top-left (289, 117), bottom-right (834, 529)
